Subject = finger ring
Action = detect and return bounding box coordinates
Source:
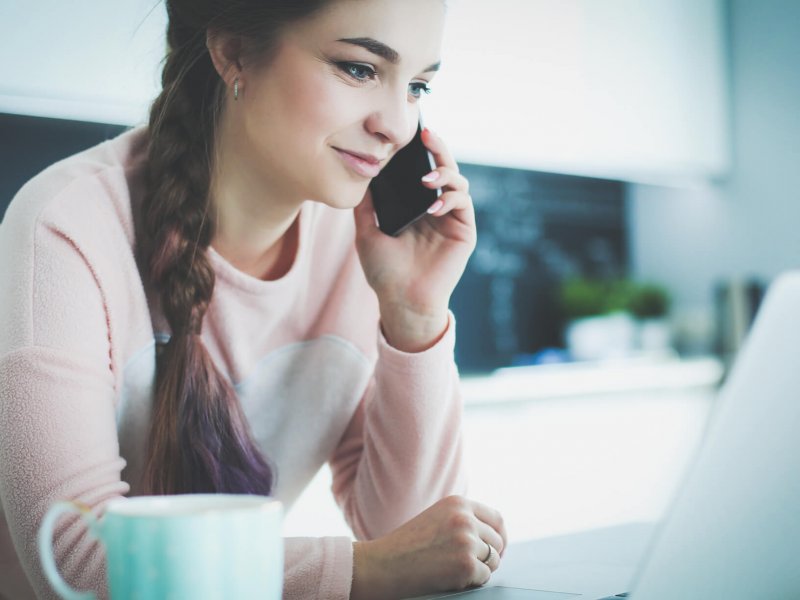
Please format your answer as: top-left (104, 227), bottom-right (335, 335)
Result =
top-left (481, 541), bottom-right (494, 564)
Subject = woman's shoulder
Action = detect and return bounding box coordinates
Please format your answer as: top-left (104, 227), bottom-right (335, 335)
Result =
top-left (1, 124), bottom-right (149, 250)
top-left (0, 125), bottom-right (153, 355)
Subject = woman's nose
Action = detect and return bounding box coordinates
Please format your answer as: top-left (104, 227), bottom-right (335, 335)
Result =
top-left (364, 88), bottom-right (417, 147)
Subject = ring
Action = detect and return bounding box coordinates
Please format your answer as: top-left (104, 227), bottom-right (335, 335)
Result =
top-left (481, 541), bottom-right (494, 564)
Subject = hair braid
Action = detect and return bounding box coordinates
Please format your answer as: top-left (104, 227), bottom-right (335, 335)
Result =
top-left (137, 14), bottom-right (274, 495)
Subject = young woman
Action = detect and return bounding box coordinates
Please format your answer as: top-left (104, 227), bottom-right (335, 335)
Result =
top-left (0, 1), bottom-right (507, 598)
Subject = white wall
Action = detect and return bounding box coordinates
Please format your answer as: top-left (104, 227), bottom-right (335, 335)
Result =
top-left (0, 0), bottom-right (166, 125)
top-left (426, 0), bottom-right (729, 182)
top-left (628, 0), bottom-right (800, 350)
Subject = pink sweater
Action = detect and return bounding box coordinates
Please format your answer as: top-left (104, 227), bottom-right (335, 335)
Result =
top-left (0, 125), bottom-right (466, 599)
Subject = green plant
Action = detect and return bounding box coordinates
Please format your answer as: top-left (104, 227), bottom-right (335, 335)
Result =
top-left (626, 283), bottom-right (671, 319)
top-left (605, 279), bottom-right (637, 313)
top-left (559, 278), bottom-right (616, 319)
top-left (558, 278), bottom-right (671, 320)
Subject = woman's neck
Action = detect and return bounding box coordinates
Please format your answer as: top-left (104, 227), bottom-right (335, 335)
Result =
top-left (208, 111), bottom-right (303, 281)
top-left (211, 208), bottom-right (301, 281)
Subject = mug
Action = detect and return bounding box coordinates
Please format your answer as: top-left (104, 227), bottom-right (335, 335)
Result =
top-left (38, 494), bottom-right (283, 600)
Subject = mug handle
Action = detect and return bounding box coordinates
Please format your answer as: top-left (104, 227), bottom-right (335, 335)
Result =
top-left (38, 501), bottom-right (99, 600)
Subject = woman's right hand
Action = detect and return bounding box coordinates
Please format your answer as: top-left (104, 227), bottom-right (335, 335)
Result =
top-left (350, 495), bottom-right (508, 600)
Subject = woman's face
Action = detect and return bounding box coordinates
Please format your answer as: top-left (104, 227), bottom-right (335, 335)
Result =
top-left (235, 0), bottom-right (446, 209)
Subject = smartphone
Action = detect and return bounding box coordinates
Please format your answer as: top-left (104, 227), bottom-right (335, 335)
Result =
top-left (369, 117), bottom-right (442, 237)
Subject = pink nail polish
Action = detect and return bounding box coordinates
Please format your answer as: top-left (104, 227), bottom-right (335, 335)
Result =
top-left (427, 199), bottom-right (444, 214)
top-left (421, 170), bottom-right (440, 182)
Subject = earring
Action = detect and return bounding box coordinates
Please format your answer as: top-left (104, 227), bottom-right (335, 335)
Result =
top-left (234, 77), bottom-right (239, 101)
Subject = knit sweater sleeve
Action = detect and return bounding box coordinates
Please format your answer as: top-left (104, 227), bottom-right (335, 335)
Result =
top-left (0, 213), bottom-right (130, 600)
top-left (329, 311), bottom-right (468, 543)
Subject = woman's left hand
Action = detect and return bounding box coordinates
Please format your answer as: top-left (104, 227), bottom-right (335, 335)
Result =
top-left (353, 127), bottom-right (477, 352)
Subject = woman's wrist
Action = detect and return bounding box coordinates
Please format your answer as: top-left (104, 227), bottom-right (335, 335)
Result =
top-left (379, 303), bottom-right (449, 353)
top-left (351, 540), bottom-right (395, 600)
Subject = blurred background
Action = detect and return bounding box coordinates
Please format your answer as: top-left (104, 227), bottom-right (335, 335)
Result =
top-left (1, 0), bottom-right (797, 542)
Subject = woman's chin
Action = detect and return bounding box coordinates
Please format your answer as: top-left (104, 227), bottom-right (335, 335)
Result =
top-left (311, 184), bottom-right (370, 211)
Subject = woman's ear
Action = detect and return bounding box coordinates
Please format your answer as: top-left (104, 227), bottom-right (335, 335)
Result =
top-left (206, 28), bottom-right (244, 85)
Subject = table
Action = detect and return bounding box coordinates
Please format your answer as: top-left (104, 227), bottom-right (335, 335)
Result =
top-left (408, 522), bottom-right (656, 599)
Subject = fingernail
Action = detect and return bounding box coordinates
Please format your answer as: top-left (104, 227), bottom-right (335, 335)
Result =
top-left (427, 199), bottom-right (444, 214)
top-left (421, 170), bottom-right (440, 182)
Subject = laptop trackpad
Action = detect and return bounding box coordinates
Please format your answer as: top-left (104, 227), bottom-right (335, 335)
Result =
top-left (445, 587), bottom-right (581, 599)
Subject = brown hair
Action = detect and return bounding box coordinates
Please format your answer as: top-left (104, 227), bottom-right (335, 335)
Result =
top-left (137, 0), bottom-right (330, 495)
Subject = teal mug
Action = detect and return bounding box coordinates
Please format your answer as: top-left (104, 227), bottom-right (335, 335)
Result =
top-left (38, 494), bottom-right (283, 600)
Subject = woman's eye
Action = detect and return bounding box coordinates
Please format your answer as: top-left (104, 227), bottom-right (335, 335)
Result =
top-left (337, 62), bottom-right (433, 99)
top-left (409, 82), bottom-right (433, 99)
top-left (338, 62), bottom-right (377, 82)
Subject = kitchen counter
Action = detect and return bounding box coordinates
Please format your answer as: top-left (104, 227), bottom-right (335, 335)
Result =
top-left (283, 355), bottom-right (722, 543)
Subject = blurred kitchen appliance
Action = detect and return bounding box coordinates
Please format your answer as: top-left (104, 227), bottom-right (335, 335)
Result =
top-left (714, 278), bottom-right (764, 360)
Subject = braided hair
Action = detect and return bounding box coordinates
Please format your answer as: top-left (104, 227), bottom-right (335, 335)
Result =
top-left (137, 0), bottom-right (330, 495)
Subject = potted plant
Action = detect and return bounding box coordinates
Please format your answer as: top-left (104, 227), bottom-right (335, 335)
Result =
top-left (626, 283), bottom-right (672, 353)
top-left (558, 278), bottom-right (637, 361)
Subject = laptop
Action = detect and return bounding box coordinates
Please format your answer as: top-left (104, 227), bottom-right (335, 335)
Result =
top-left (420, 270), bottom-right (800, 599)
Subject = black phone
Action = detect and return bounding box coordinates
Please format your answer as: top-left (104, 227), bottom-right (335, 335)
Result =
top-left (369, 118), bottom-right (442, 237)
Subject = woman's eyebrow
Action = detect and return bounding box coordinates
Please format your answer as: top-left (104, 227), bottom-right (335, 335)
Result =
top-left (336, 37), bottom-right (441, 72)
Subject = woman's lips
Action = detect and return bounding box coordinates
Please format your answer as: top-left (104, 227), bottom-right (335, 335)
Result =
top-left (333, 148), bottom-right (382, 178)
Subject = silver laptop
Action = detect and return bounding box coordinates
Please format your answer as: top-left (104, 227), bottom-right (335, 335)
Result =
top-left (423, 270), bottom-right (800, 599)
